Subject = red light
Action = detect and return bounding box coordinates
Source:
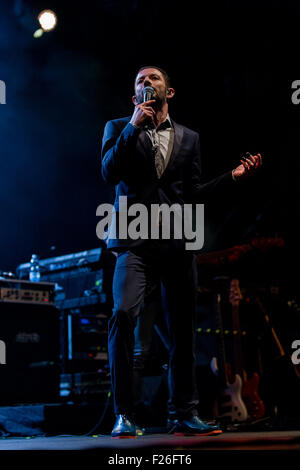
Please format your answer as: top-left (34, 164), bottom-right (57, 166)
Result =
top-left (44, 298), bottom-right (48, 302)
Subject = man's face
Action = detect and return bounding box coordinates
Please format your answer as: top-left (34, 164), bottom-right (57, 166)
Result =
top-left (134, 68), bottom-right (168, 106)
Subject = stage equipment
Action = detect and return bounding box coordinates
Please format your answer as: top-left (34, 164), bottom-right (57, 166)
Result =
top-left (0, 278), bottom-right (55, 305)
top-left (0, 300), bottom-right (60, 404)
top-left (17, 248), bottom-right (115, 400)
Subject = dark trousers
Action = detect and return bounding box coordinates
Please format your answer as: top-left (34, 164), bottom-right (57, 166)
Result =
top-left (133, 280), bottom-right (169, 413)
top-left (108, 241), bottom-right (199, 419)
top-left (133, 280), bottom-right (162, 371)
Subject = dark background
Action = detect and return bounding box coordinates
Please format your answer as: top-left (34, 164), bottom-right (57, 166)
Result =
top-left (0, 0), bottom-right (299, 291)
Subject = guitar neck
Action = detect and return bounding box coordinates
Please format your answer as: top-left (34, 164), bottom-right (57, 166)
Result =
top-left (215, 293), bottom-right (229, 387)
top-left (255, 297), bottom-right (285, 357)
top-left (231, 304), bottom-right (244, 377)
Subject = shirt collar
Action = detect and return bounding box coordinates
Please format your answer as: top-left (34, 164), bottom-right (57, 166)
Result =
top-left (146, 114), bottom-right (173, 131)
top-left (159, 113), bottom-right (173, 130)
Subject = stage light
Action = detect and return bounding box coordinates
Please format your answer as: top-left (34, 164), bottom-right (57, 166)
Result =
top-left (34, 9), bottom-right (57, 38)
top-left (38, 9), bottom-right (57, 32)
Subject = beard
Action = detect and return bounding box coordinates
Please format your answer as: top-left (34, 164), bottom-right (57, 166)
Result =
top-left (135, 87), bottom-right (167, 107)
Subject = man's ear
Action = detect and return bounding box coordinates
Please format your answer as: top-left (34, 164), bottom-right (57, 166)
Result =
top-left (132, 95), bottom-right (137, 105)
top-left (167, 88), bottom-right (175, 99)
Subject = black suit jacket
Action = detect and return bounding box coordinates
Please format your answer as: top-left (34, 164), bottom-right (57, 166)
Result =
top-left (101, 116), bottom-right (234, 250)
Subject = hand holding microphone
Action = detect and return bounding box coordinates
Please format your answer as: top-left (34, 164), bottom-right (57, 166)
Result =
top-left (130, 86), bottom-right (156, 128)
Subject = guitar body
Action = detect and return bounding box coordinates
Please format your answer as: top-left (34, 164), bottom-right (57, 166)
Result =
top-left (211, 358), bottom-right (248, 422)
top-left (242, 372), bottom-right (265, 420)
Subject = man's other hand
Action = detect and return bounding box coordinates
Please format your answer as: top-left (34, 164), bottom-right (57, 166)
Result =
top-left (233, 152), bottom-right (262, 181)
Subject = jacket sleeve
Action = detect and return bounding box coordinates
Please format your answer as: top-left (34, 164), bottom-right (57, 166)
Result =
top-left (188, 132), bottom-right (235, 202)
top-left (101, 120), bottom-right (140, 185)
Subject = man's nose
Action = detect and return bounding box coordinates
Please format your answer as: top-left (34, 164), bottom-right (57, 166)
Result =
top-left (144, 78), bottom-right (152, 87)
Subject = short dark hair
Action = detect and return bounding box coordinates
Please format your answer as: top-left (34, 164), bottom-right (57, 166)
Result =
top-left (135, 65), bottom-right (171, 89)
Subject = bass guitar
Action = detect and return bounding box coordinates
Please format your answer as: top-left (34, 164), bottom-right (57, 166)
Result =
top-left (211, 290), bottom-right (248, 423)
top-left (229, 279), bottom-right (265, 421)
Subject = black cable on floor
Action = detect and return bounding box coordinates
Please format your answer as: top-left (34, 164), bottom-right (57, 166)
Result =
top-left (81, 391), bottom-right (112, 437)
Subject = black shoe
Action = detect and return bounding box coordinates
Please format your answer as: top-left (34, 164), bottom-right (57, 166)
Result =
top-left (174, 416), bottom-right (222, 436)
top-left (111, 414), bottom-right (137, 438)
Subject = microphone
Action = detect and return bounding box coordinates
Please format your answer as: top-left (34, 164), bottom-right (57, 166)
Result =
top-left (143, 86), bottom-right (155, 102)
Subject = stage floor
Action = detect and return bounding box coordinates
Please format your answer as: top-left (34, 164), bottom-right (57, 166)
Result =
top-left (0, 430), bottom-right (299, 451)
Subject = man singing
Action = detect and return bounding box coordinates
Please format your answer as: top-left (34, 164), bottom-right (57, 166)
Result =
top-left (101, 65), bottom-right (262, 437)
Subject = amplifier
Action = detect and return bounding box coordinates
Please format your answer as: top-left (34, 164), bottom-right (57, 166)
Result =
top-left (0, 301), bottom-right (60, 404)
top-left (0, 279), bottom-right (55, 305)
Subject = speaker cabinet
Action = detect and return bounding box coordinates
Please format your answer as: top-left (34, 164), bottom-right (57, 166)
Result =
top-left (0, 301), bottom-right (60, 404)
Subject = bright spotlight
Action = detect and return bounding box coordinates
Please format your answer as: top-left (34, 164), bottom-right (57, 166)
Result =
top-left (38, 9), bottom-right (57, 32)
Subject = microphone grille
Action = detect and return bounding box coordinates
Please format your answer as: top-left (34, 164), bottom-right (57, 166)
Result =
top-left (143, 86), bottom-right (155, 101)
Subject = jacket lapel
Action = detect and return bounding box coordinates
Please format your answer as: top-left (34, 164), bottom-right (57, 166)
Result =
top-left (132, 118), bottom-right (184, 176)
top-left (137, 128), bottom-right (152, 154)
top-left (165, 121), bottom-right (183, 171)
